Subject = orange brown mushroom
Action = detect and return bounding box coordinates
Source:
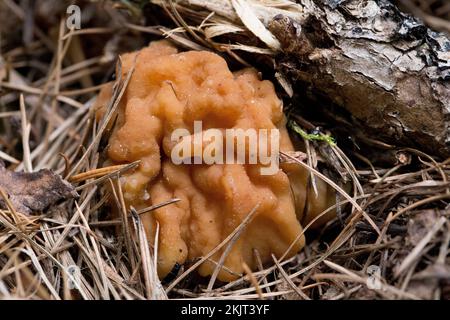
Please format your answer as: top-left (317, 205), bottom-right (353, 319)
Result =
top-left (94, 41), bottom-right (336, 282)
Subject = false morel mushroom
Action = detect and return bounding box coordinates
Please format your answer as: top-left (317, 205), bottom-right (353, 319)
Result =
top-left (95, 41), bottom-right (335, 281)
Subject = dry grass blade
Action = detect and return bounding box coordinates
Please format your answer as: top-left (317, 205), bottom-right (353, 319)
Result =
top-left (231, 0), bottom-right (280, 50)
top-left (241, 262), bottom-right (264, 299)
top-left (321, 260), bottom-right (421, 300)
top-left (394, 216), bottom-right (447, 278)
top-left (272, 254), bottom-right (310, 300)
top-left (69, 164), bottom-right (131, 183)
top-left (166, 204), bottom-right (259, 294)
top-left (19, 94), bottom-right (32, 173)
top-left (280, 151), bottom-right (381, 235)
top-left (66, 55), bottom-right (136, 178)
top-left (205, 204), bottom-right (259, 295)
top-left (75, 161), bottom-right (140, 191)
top-left (135, 198), bottom-right (180, 215)
top-left (0, 151), bottom-right (19, 164)
top-left (131, 208), bottom-right (167, 300)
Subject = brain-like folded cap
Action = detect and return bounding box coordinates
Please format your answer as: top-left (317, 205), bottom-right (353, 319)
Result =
top-left (94, 41), bottom-right (335, 281)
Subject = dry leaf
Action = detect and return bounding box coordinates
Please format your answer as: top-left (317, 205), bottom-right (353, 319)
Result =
top-left (0, 162), bottom-right (78, 214)
top-left (407, 209), bottom-right (441, 246)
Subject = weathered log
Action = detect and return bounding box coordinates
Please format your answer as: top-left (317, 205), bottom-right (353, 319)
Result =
top-left (268, 0), bottom-right (450, 158)
top-left (151, 0), bottom-right (450, 158)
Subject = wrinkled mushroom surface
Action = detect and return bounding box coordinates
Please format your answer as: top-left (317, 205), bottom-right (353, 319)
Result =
top-left (95, 41), bottom-right (335, 281)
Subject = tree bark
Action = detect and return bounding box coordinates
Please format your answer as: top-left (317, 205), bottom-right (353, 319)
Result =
top-left (268, 0), bottom-right (450, 158)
